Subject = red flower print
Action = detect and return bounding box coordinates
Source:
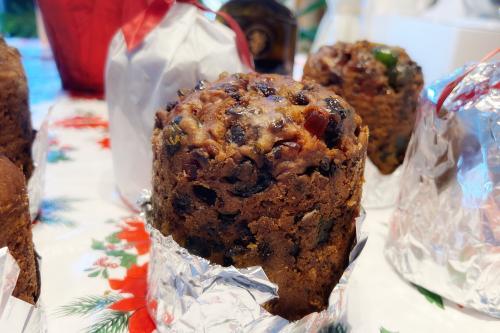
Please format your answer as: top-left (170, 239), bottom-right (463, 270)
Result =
top-left (109, 264), bottom-right (156, 333)
top-left (118, 219), bottom-right (151, 255)
top-left (54, 116), bottom-right (109, 129)
top-left (98, 136), bottom-right (110, 149)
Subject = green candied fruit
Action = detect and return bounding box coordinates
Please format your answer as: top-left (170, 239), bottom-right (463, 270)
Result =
top-left (372, 47), bottom-right (398, 68)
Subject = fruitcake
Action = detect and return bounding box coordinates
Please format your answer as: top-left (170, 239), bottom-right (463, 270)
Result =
top-left (303, 40), bottom-right (423, 174)
top-left (0, 155), bottom-right (40, 304)
top-left (151, 72), bottom-right (368, 320)
top-left (0, 36), bottom-right (34, 180)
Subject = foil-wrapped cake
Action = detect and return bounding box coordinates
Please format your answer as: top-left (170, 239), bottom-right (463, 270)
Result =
top-left (386, 60), bottom-right (500, 318)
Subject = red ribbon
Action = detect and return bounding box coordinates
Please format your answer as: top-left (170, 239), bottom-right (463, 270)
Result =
top-left (436, 48), bottom-right (499, 114)
top-left (121, 0), bottom-right (254, 70)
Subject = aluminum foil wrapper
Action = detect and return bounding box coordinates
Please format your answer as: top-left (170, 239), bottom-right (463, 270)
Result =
top-left (0, 247), bottom-right (47, 332)
top-left (141, 194), bottom-right (366, 332)
top-left (28, 112), bottom-right (50, 221)
top-left (386, 61), bottom-right (500, 318)
top-left (362, 160), bottom-right (402, 209)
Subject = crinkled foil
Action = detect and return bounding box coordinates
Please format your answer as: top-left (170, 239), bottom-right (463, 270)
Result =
top-left (141, 193), bottom-right (366, 332)
top-left (0, 247), bottom-right (47, 332)
top-left (28, 112), bottom-right (50, 221)
top-left (362, 160), bottom-right (402, 209)
top-left (386, 61), bottom-right (500, 318)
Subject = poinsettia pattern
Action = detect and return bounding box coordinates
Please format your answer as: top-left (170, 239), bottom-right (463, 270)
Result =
top-left (59, 217), bottom-right (155, 333)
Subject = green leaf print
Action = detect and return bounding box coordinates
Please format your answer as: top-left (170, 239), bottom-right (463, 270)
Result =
top-left (380, 327), bottom-right (398, 333)
top-left (105, 232), bottom-right (121, 244)
top-left (88, 270), bottom-right (100, 278)
top-left (415, 284), bottom-right (444, 309)
top-left (92, 240), bottom-right (106, 251)
top-left (86, 311), bottom-right (130, 333)
top-left (106, 250), bottom-right (137, 268)
top-left (102, 269), bottom-right (109, 279)
top-left (57, 294), bottom-right (122, 317)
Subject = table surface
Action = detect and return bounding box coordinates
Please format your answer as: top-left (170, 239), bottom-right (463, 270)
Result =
top-left (10, 38), bottom-right (500, 333)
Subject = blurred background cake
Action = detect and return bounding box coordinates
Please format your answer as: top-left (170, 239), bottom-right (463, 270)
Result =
top-left (151, 72), bottom-right (368, 319)
top-left (0, 155), bottom-right (40, 304)
top-left (303, 40), bottom-right (423, 174)
top-left (0, 36), bottom-right (34, 180)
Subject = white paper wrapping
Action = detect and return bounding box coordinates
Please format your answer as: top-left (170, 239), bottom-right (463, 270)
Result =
top-left (386, 61), bottom-right (500, 318)
top-left (28, 113), bottom-right (50, 221)
top-left (0, 247), bottom-right (46, 332)
top-left (106, 3), bottom-right (249, 209)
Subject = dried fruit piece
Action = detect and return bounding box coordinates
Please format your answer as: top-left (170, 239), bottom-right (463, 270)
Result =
top-left (304, 109), bottom-right (329, 138)
top-left (218, 211), bottom-right (240, 225)
top-left (195, 80), bottom-right (208, 90)
top-left (324, 97), bottom-right (347, 119)
top-left (257, 241), bottom-right (273, 259)
top-left (165, 101), bottom-right (178, 112)
top-left (372, 46), bottom-right (398, 68)
top-left (254, 82), bottom-right (277, 97)
top-left (317, 218), bottom-right (334, 245)
top-left (293, 91), bottom-right (309, 105)
top-left (324, 119), bottom-right (342, 148)
top-left (185, 236), bottom-right (211, 257)
top-left (177, 88), bottom-right (193, 97)
top-left (164, 122), bottom-right (184, 156)
top-left (192, 185), bottom-right (217, 206)
top-left (228, 124), bottom-right (246, 146)
top-left (172, 193), bottom-right (192, 215)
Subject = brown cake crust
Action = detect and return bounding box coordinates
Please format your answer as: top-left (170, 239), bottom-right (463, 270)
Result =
top-left (0, 37), bottom-right (34, 180)
top-left (152, 72), bottom-right (368, 320)
top-left (0, 155), bottom-right (39, 304)
top-left (303, 40), bottom-right (423, 174)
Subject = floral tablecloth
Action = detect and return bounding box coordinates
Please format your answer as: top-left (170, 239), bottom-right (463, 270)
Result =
top-left (13, 38), bottom-right (500, 333)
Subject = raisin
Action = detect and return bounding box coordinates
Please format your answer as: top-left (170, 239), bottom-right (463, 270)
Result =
top-left (164, 122), bottom-right (184, 156)
top-left (254, 82), bottom-right (276, 97)
top-left (226, 105), bottom-right (246, 117)
top-left (191, 148), bottom-right (209, 166)
top-left (177, 88), bottom-right (193, 97)
top-left (324, 97), bottom-right (347, 119)
top-left (172, 194), bottom-right (192, 215)
top-left (192, 185), bottom-right (217, 205)
top-left (231, 167), bottom-right (273, 198)
top-left (154, 111), bottom-right (169, 129)
top-left (185, 236), bottom-right (211, 258)
top-left (327, 72), bottom-right (343, 86)
top-left (317, 219), bottom-right (334, 245)
top-left (218, 211), bottom-right (240, 225)
top-left (319, 157), bottom-right (331, 177)
top-left (257, 241), bottom-right (273, 259)
top-left (270, 118), bottom-right (285, 132)
top-left (268, 95), bottom-right (285, 102)
top-left (289, 243), bottom-right (300, 257)
top-left (293, 213), bottom-right (304, 224)
top-left (194, 80), bottom-right (208, 90)
top-left (293, 91), bottom-right (309, 105)
top-left (223, 84), bottom-right (241, 101)
top-left (165, 101), bottom-right (178, 112)
top-left (183, 161), bottom-right (199, 180)
top-left (324, 119), bottom-right (341, 148)
top-left (304, 166), bottom-right (317, 176)
top-left (228, 124), bottom-right (246, 146)
top-left (223, 245), bottom-right (246, 266)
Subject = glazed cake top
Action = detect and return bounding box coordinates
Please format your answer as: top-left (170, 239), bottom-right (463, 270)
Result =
top-left (303, 40), bottom-right (423, 95)
top-left (154, 72), bottom-right (366, 177)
